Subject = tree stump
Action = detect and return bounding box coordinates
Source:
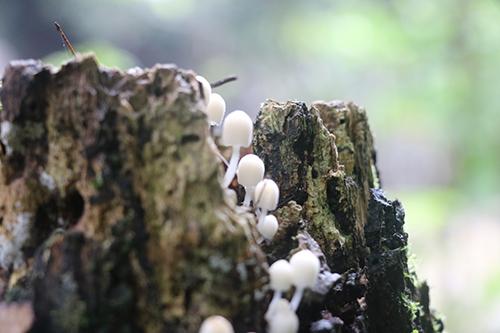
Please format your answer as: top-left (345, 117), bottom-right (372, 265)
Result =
top-left (0, 55), bottom-right (443, 333)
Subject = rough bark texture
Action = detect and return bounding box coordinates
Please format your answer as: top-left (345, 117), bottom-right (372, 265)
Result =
top-left (0, 55), bottom-right (443, 333)
top-left (253, 101), bottom-right (443, 333)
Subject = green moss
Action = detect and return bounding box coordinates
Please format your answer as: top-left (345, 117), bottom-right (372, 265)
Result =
top-left (91, 172), bottom-right (104, 190)
top-left (402, 293), bottom-right (423, 322)
top-left (305, 167), bottom-right (345, 250)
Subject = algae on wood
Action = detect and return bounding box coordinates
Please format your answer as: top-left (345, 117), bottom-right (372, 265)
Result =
top-left (0, 56), bottom-right (442, 333)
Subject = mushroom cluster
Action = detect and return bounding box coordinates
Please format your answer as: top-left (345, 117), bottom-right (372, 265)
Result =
top-left (196, 75), bottom-right (281, 242)
top-left (265, 250), bottom-right (320, 331)
top-left (195, 75), bottom-right (321, 333)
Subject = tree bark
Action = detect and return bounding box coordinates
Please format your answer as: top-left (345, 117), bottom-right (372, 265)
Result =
top-left (0, 55), bottom-right (443, 333)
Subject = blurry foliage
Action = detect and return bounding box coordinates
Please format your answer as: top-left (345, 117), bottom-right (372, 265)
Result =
top-left (44, 42), bottom-right (138, 69)
top-left (398, 188), bottom-right (458, 233)
top-left (484, 269), bottom-right (500, 304)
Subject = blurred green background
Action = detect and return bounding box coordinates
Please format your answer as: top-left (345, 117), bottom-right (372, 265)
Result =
top-left (0, 0), bottom-right (499, 332)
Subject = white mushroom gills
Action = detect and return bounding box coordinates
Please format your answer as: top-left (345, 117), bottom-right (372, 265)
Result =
top-left (199, 315), bottom-right (234, 333)
top-left (221, 110), bottom-right (253, 187)
top-left (196, 75), bottom-right (212, 106)
top-left (206, 93), bottom-right (226, 125)
top-left (289, 249), bottom-right (320, 311)
top-left (236, 154), bottom-right (265, 206)
top-left (267, 299), bottom-right (299, 333)
top-left (257, 214), bottom-right (279, 240)
top-left (253, 179), bottom-right (279, 224)
top-left (265, 259), bottom-right (293, 321)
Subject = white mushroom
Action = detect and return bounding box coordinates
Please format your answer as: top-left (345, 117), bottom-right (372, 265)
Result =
top-left (196, 75), bottom-right (212, 106)
top-left (270, 260), bottom-right (293, 293)
top-left (221, 110), bottom-right (253, 187)
top-left (289, 249), bottom-right (320, 311)
top-left (267, 299), bottom-right (299, 333)
top-left (206, 93), bottom-right (226, 126)
top-left (257, 214), bottom-right (279, 240)
top-left (265, 259), bottom-right (293, 321)
top-left (199, 315), bottom-right (234, 333)
top-left (236, 154), bottom-right (265, 206)
top-left (253, 179), bottom-right (279, 224)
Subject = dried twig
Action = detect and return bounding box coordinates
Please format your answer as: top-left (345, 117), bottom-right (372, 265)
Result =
top-left (54, 22), bottom-right (77, 56)
top-left (210, 75), bottom-right (237, 88)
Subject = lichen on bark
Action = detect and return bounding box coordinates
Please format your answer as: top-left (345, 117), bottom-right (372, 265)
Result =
top-left (0, 55), bottom-right (442, 333)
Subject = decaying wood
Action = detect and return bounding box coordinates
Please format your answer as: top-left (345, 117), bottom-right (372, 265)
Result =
top-left (0, 55), bottom-right (443, 333)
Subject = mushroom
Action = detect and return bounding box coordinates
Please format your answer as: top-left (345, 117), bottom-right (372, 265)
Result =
top-left (257, 214), bottom-right (279, 240)
top-left (265, 259), bottom-right (293, 321)
top-left (289, 249), bottom-right (320, 311)
top-left (196, 75), bottom-right (212, 106)
top-left (253, 179), bottom-right (279, 224)
top-left (236, 154), bottom-right (265, 206)
top-left (267, 299), bottom-right (299, 333)
top-left (206, 93), bottom-right (226, 126)
top-left (199, 315), bottom-right (234, 333)
top-left (221, 110), bottom-right (253, 187)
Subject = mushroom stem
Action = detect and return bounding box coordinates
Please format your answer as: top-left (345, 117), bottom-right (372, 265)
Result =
top-left (243, 186), bottom-right (254, 206)
top-left (223, 147), bottom-right (240, 187)
top-left (290, 287), bottom-right (304, 311)
top-left (265, 291), bottom-right (283, 320)
top-left (257, 208), bottom-right (268, 225)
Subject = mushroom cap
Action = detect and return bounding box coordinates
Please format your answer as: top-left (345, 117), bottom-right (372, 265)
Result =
top-left (257, 214), bottom-right (279, 240)
top-left (254, 179), bottom-right (279, 211)
top-left (289, 249), bottom-right (320, 289)
top-left (269, 259), bottom-right (293, 291)
top-left (206, 93), bottom-right (226, 125)
top-left (221, 110), bottom-right (253, 147)
top-left (237, 154), bottom-right (265, 187)
top-left (196, 75), bottom-right (212, 105)
top-left (199, 315), bottom-right (234, 333)
top-left (267, 300), bottom-right (299, 333)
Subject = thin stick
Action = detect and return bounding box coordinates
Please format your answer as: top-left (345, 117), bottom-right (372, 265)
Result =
top-left (54, 22), bottom-right (77, 56)
top-left (210, 75), bottom-right (237, 88)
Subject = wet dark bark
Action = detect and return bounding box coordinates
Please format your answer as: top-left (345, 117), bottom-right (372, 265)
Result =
top-left (253, 100), bottom-right (443, 333)
top-left (0, 56), bottom-right (442, 333)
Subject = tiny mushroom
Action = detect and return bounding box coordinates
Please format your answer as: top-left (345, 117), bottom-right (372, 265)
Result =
top-left (253, 179), bottom-right (279, 224)
top-left (267, 299), bottom-right (299, 333)
top-left (236, 154), bottom-right (265, 206)
top-left (221, 110), bottom-right (254, 187)
top-left (289, 249), bottom-right (320, 311)
top-left (199, 315), bottom-right (234, 333)
top-left (266, 259), bottom-right (293, 320)
top-left (196, 75), bottom-right (212, 106)
top-left (257, 214), bottom-right (279, 240)
top-left (206, 93), bottom-right (226, 126)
